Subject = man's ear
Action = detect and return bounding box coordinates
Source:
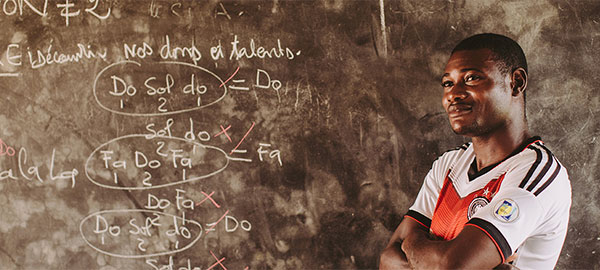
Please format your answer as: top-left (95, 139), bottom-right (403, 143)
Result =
top-left (510, 68), bottom-right (527, 97)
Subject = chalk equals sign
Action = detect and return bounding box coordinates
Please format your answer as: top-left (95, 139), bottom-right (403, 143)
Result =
top-left (220, 67), bottom-right (248, 91)
top-left (229, 79), bottom-right (250, 91)
top-left (0, 73), bottom-right (21, 77)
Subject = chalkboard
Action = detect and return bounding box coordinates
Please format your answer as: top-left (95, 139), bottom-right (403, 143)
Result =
top-left (0, 0), bottom-right (598, 269)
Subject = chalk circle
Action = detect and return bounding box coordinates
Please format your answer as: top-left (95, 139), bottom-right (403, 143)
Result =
top-left (79, 209), bottom-right (203, 259)
top-left (92, 60), bottom-right (228, 116)
top-left (85, 134), bottom-right (230, 190)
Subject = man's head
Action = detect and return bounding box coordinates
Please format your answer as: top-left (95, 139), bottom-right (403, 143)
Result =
top-left (451, 33), bottom-right (528, 76)
top-left (441, 33), bottom-right (528, 137)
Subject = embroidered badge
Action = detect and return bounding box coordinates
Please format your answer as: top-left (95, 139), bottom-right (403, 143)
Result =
top-left (468, 196), bottom-right (489, 219)
top-left (494, 199), bottom-right (519, 222)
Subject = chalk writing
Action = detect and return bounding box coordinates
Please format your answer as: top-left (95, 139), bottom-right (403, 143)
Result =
top-left (95, 59), bottom-right (294, 117)
top-left (160, 35), bottom-right (202, 65)
top-left (119, 34), bottom-right (299, 63)
top-left (0, 146), bottom-right (78, 187)
top-left (56, 0), bottom-right (79, 26)
top-left (79, 209), bottom-right (203, 258)
top-left (220, 66), bottom-right (240, 87)
top-left (0, 138), bottom-right (15, 156)
top-left (4, 43), bottom-right (22, 66)
top-left (208, 250), bottom-right (229, 270)
top-left (123, 41), bottom-right (153, 59)
top-left (229, 122), bottom-right (255, 154)
top-left (0, 2), bottom-right (307, 268)
top-left (229, 35), bottom-right (301, 60)
top-left (84, 0), bottom-right (110, 20)
top-left (204, 213), bottom-right (254, 235)
top-left (0, 72), bottom-right (20, 77)
top-left (0, 0), bottom-right (111, 25)
top-left (93, 61), bottom-right (227, 116)
top-left (216, 2), bottom-right (231, 20)
top-left (214, 125), bottom-right (233, 142)
top-left (123, 35), bottom-right (203, 65)
top-left (86, 123), bottom-right (283, 189)
top-left (145, 251), bottom-right (232, 270)
top-left (1, 42), bottom-right (107, 70)
top-left (196, 191), bottom-right (221, 208)
top-left (27, 43), bottom-right (108, 69)
top-left (145, 189), bottom-right (219, 211)
top-left (0, 0), bottom-right (48, 17)
top-left (148, 0), bottom-right (160, 18)
top-left (205, 209), bottom-right (229, 234)
top-left (257, 143), bottom-right (283, 166)
top-left (85, 134), bottom-right (230, 190)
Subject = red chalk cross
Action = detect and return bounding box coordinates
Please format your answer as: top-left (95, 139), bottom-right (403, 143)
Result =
top-left (196, 191), bottom-right (221, 208)
top-left (214, 125), bottom-right (232, 142)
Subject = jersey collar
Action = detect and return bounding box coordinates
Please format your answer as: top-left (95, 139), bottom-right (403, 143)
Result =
top-left (467, 136), bottom-right (542, 181)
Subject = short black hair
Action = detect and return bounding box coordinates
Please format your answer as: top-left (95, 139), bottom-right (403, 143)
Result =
top-left (451, 33), bottom-right (527, 75)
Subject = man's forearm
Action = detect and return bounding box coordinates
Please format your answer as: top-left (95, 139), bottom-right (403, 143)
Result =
top-left (401, 229), bottom-right (447, 269)
top-left (379, 217), bottom-right (436, 269)
top-left (401, 225), bottom-right (503, 269)
top-left (379, 242), bottom-right (410, 270)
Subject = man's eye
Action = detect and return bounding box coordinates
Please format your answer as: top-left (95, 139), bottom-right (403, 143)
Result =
top-left (441, 81), bottom-right (453, 87)
top-left (465, 75), bottom-right (480, 82)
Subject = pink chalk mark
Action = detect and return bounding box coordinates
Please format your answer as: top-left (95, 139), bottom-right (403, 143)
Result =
top-left (219, 66), bottom-right (240, 87)
top-left (230, 122), bottom-right (255, 155)
top-left (0, 139), bottom-right (15, 156)
top-left (207, 250), bottom-right (228, 270)
top-left (206, 210), bottom-right (230, 235)
top-left (214, 125), bottom-right (232, 142)
top-left (196, 191), bottom-right (221, 208)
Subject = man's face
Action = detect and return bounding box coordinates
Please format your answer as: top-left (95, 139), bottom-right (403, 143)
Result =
top-left (441, 49), bottom-right (513, 137)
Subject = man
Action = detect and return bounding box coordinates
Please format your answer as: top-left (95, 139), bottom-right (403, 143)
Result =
top-left (379, 33), bottom-right (571, 269)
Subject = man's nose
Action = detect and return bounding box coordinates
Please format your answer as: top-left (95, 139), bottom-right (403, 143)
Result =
top-left (445, 83), bottom-right (468, 102)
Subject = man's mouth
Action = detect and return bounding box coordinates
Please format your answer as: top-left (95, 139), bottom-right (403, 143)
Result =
top-left (447, 104), bottom-right (473, 117)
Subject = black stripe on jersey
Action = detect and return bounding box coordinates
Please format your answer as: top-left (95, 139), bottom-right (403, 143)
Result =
top-left (459, 143), bottom-right (470, 150)
top-left (526, 143), bottom-right (554, 192)
top-left (405, 210), bottom-right (432, 229)
top-left (518, 145), bottom-right (543, 188)
top-left (467, 218), bottom-right (512, 262)
top-left (434, 143), bottom-right (471, 163)
top-left (534, 161), bottom-right (562, 196)
top-left (443, 143), bottom-right (470, 154)
top-left (536, 142), bottom-right (554, 156)
top-left (469, 137), bottom-right (541, 182)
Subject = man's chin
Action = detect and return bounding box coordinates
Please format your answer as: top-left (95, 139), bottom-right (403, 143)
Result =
top-left (450, 124), bottom-right (478, 137)
top-left (451, 129), bottom-right (471, 137)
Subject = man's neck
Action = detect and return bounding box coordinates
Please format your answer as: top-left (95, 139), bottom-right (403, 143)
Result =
top-left (471, 125), bottom-right (531, 171)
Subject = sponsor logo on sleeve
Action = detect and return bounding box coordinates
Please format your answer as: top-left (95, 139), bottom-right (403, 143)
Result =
top-left (494, 199), bottom-right (519, 222)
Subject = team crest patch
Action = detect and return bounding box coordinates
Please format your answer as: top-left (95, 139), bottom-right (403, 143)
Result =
top-left (468, 197), bottom-right (489, 219)
top-left (494, 199), bottom-right (519, 222)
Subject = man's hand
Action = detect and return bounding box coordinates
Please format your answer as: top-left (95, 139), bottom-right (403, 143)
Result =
top-left (494, 254), bottom-right (520, 270)
top-left (494, 263), bottom-right (520, 270)
top-left (401, 228), bottom-right (444, 269)
top-left (379, 217), bottom-right (430, 270)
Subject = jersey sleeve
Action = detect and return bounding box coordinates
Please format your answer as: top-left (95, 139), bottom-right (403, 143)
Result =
top-left (406, 155), bottom-right (449, 229)
top-left (467, 187), bottom-right (543, 262)
top-left (466, 145), bottom-right (567, 263)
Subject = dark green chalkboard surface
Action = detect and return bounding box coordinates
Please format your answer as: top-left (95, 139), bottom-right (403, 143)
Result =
top-left (0, 0), bottom-right (598, 269)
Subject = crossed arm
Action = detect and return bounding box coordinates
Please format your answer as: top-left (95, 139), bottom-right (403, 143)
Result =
top-left (379, 217), bottom-right (504, 269)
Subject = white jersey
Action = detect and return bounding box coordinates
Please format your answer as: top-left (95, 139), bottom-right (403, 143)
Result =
top-left (406, 137), bottom-right (571, 269)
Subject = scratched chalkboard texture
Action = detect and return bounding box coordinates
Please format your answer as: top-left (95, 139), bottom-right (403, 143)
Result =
top-left (0, 0), bottom-right (598, 269)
